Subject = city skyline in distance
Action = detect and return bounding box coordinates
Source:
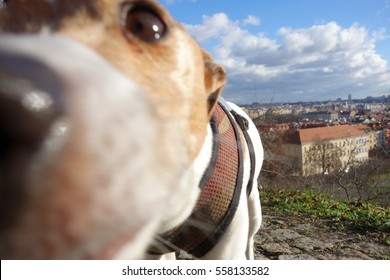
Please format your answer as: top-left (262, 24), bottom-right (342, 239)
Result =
top-left (240, 92), bottom-right (390, 107)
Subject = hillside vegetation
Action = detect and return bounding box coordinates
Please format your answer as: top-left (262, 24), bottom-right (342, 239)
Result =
top-left (261, 188), bottom-right (390, 245)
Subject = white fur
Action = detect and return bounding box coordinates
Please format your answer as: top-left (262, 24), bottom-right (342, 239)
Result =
top-left (156, 125), bottom-right (213, 234)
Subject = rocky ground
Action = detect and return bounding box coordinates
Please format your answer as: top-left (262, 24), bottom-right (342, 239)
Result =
top-left (255, 205), bottom-right (390, 260)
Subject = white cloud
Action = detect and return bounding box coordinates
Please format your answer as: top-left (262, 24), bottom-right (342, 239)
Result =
top-left (184, 14), bottom-right (390, 103)
top-left (184, 13), bottom-right (231, 42)
top-left (243, 15), bottom-right (261, 26)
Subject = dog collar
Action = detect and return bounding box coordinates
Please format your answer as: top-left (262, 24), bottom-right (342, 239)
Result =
top-left (148, 98), bottom-right (256, 258)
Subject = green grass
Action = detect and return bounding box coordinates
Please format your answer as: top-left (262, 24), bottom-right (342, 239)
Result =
top-left (261, 188), bottom-right (390, 234)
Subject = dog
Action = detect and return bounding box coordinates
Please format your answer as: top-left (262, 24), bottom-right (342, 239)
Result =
top-left (0, 0), bottom-right (263, 259)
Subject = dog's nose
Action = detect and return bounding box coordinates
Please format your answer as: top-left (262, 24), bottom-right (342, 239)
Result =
top-left (0, 53), bottom-right (63, 229)
top-left (0, 69), bottom-right (62, 153)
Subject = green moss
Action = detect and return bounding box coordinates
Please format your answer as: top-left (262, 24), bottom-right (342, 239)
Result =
top-left (261, 188), bottom-right (390, 232)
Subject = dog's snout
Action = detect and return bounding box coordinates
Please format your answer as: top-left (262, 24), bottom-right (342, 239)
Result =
top-left (0, 57), bottom-right (63, 230)
top-left (0, 34), bottom-right (183, 259)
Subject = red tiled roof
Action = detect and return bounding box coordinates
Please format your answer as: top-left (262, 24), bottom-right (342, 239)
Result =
top-left (354, 125), bottom-right (370, 131)
top-left (285, 125), bottom-right (366, 144)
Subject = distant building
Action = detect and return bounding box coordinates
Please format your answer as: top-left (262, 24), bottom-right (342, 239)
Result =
top-left (354, 125), bottom-right (383, 150)
top-left (348, 94), bottom-right (352, 111)
top-left (257, 123), bottom-right (290, 132)
top-left (302, 111), bottom-right (338, 122)
top-left (282, 125), bottom-right (369, 175)
top-left (302, 110), bottom-right (355, 123)
top-left (364, 103), bottom-right (386, 111)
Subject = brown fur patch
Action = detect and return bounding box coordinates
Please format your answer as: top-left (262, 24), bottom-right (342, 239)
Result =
top-left (0, 0), bottom-right (100, 32)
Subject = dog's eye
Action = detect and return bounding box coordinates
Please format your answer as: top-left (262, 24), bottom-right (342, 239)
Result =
top-left (122, 5), bottom-right (167, 42)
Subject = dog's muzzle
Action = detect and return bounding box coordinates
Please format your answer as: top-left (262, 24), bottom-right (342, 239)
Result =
top-left (0, 35), bottom-right (172, 259)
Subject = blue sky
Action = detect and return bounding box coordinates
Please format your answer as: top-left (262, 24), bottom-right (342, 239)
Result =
top-left (158, 0), bottom-right (390, 104)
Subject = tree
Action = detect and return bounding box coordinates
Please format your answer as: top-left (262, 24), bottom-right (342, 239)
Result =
top-left (331, 157), bottom-right (390, 202)
top-left (303, 138), bottom-right (357, 176)
top-left (258, 130), bottom-right (286, 183)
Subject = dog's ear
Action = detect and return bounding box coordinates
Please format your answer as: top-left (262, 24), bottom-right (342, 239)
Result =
top-left (203, 50), bottom-right (226, 119)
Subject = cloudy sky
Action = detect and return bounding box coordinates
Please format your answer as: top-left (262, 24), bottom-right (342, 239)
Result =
top-left (159, 0), bottom-right (390, 104)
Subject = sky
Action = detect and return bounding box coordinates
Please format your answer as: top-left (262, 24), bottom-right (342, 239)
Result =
top-left (158, 0), bottom-right (390, 104)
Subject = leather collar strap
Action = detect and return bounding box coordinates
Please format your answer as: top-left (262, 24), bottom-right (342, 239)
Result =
top-left (229, 110), bottom-right (256, 196)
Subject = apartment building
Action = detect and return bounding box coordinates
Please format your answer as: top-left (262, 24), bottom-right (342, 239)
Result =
top-left (354, 124), bottom-right (384, 150)
top-left (282, 125), bottom-right (369, 175)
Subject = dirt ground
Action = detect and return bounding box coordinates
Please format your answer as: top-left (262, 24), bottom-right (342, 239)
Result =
top-left (255, 205), bottom-right (390, 260)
